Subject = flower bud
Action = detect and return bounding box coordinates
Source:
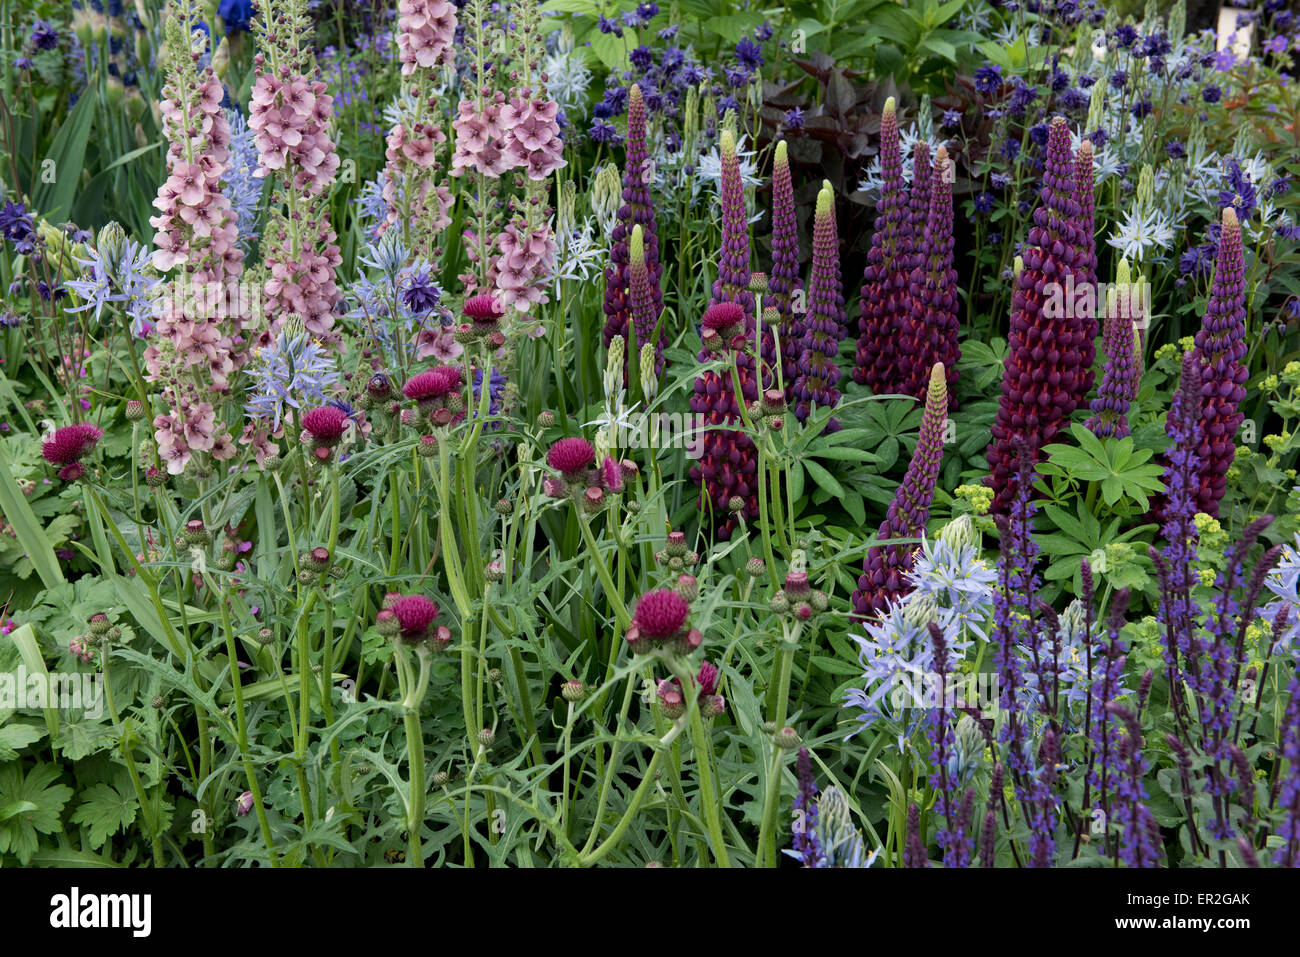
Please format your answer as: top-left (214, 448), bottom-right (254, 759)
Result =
top-left (494, 498), bottom-right (514, 515)
top-left (903, 593), bottom-right (939, 628)
top-left (125, 399), bottom-right (146, 422)
top-left (95, 222), bottom-right (126, 273)
top-left (536, 410), bottom-right (555, 428)
top-left (432, 770), bottom-right (450, 787)
top-left (181, 520), bottom-right (210, 545)
top-left (562, 680), bottom-right (585, 702)
top-left (477, 728), bottom-right (496, 748)
top-left (375, 609), bottom-right (401, 638)
top-left (674, 574), bottom-right (698, 602)
top-left (773, 727), bottom-right (801, 749)
top-left (746, 557), bottom-right (765, 578)
top-left (770, 592), bottom-right (790, 614)
top-left (485, 560), bottom-right (505, 583)
top-left (937, 514), bottom-right (978, 551)
top-left (416, 434), bottom-right (438, 457)
top-left (89, 612), bottom-right (111, 636)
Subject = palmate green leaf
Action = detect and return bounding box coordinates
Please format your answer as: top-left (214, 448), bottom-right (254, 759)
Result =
top-left (0, 723), bottom-right (45, 762)
top-left (0, 763), bottom-right (73, 865)
top-left (69, 781), bottom-right (138, 850)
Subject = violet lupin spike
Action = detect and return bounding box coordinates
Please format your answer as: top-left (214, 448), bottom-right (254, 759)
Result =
top-left (854, 97), bottom-right (910, 393)
top-left (602, 84), bottom-right (664, 374)
top-left (984, 117), bottom-right (1092, 514)
top-left (792, 183), bottom-right (845, 429)
top-left (1191, 206), bottom-right (1248, 518)
top-left (765, 139), bottom-right (803, 397)
top-left (628, 224), bottom-right (666, 378)
top-left (906, 142), bottom-right (932, 276)
top-left (1085, 259), bottom-right (1141, 439)
top-left (850, 364), bottom-right (947, 620)
top-left (895, 144), bottom-right (960, 406)
top-left (1074, 139), bottom-right (1098, 300)
top-left (713, 128), bottom-right (756, 325)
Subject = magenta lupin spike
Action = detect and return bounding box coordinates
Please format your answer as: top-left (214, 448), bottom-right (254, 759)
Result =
top-left (1191, 207), bottom-right (1248, 517)
top-left (851, 364), bottom-right (949, 620)
top-left (765, 139), bottom-right (804, 397)
top-left (894, 144), bottom-right (960, 407)
top-left (854, 98), bottom-right (912, 394)
top-left (791, 183), bottom-right (845, 430)
top-left (984, 117), bottom-right (1093, 514)
top-left (602, 85), bottom-right (664, 376)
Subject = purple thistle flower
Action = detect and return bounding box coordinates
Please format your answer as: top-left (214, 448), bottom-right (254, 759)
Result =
top-left (851, 364), bottom-right (948, 620)
top-left (602, 85), bottom-right (664, 381)
top-left (985, 117), bottom-right (1095, 514)
top-left (791, 184), bottom-right (845, 429)
top-left (854, 99), bottom-right (911, 394)
top-left (895, 145), bottom-right (960, 407)
top-left (1190, 207), bottom-right (1247, 518)
top-left (765, 140), bottom-right (804, 397)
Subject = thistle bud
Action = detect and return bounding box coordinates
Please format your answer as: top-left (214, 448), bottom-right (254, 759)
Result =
top-left (432, 770), bottom-right (450, 787)
top-left (536, 410), bottom-right (555, 428)
top-left (728, 496), bottom-right (745, 513)
top-left (145, 467), bottom-right (167, 487)
top-left (494, 498), bottom-right (514, 515)
top-left (375, 609), bottom-right (401, 638)
top-left (770, 592), bottom-right (790, 614)
top-left (181, 520), bottom-right (210, 545)
top-left (748, 272), bottom-right (769, 294)
top-left (89, 613), bottom-right (111, 636)
top-left (665, 531), bottom-right (688, 557)
top-left (125, 399), bottom-right (146, 421)
top-left (674, 574), bottom-right (698, 602)
top-left (562, 680), bottom-right (585, 702)
top-left (416, 434), bottom-right (438, 457)
top-left (477, 728), bottom-right (496, 748)
top-left (485, 560), bottom-right (505, 583)
top-left (488, 668), bottom-right (503, 685)
top-left (773, 727), bottom-right (801, 749)
top-left (746, 557), bottom-right (765, 578)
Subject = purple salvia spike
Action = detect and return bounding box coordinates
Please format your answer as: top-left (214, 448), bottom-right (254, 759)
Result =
top-left (984, 116), bottom-right (1092, 514)
top-left (1191, 206), bottom-right (1247, 518)
top-left (791, 182), bottom-right (845, 430)
top-left (854, 97), bottom-right (910, 393)
top-left (896, 144), bottom-right (960, 406)
top-left (602, 84), bottom-right (664, 379)
top-left (765, 139), bottom-right (804, 398)
top-left (850, 363), bottom-right (947, 620)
